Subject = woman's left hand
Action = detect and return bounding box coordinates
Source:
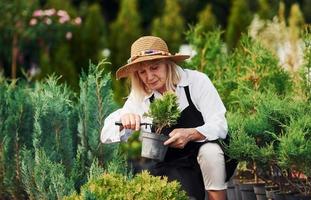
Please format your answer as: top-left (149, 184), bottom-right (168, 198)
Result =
top-left (164, 128), bottom-right (200, 149)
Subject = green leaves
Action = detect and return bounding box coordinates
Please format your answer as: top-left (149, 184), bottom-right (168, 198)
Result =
top-left (144, 92), bottom-right (181, 134)
top-left (64, 171), bottom-right (188, 200)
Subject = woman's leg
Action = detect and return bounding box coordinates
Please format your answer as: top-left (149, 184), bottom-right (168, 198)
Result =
top-left (197, 142), bottom-right (227, 200)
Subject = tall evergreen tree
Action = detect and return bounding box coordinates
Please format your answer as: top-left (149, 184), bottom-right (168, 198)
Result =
top-left (72, 3), bottom-right (107, 74)
top-left (226, 0), bottom-right (253, 50)
top-left (0, 81), bottom-right (34, 199)
top-left (30, 76), bottom-right (75, 166)
top-left (0, 0), bottom-right (38, 78)
top-left (53, 44), bottom-right (78, 90)
top-left (196, 4), bottom-right (217, 33)
top-left (109, 0), bottom-right (142, 104)
top-left (289, 3), bottom-right (305, 41)
top-left (151, 0), bottom-right (185, 53)
top-left (77, 60), bottom-right (119, 173)
top-left (109, 0), bottom-right (142, 73)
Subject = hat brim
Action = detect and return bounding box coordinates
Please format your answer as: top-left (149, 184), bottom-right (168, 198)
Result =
top-left (116, 54), bottom-right (190, 79)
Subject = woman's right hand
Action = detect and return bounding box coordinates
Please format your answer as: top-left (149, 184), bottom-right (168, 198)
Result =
top-left (120, 113), bottom-right (141, 131)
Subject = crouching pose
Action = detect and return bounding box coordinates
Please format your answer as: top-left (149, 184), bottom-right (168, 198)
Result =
top-left (101, 36), bottom-right (237, 200)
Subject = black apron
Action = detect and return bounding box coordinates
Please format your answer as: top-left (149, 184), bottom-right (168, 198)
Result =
top-left (148, 86), bottom-right (238, 200)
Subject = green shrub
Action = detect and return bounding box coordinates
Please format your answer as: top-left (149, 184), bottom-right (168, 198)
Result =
top-left (77, 60), bottom-right (119, 171)
top-left (144, 92), bottom-right (180, 134)
top-left (21, 149), bottom-right (75, 200)
top-left (278, 114), bottom-right (311, 177)
top-left (64, 171), bottom-right (188, 200)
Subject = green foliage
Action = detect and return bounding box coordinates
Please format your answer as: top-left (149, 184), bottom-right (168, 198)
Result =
top-left (0, 60), bottom-right (122, 199)
top-left (109, 0), bottom-right (142, 72)
top-left (301, 27), bottom-right (311, 100)
top-left (30, 75), bottom-right (75, 166)
top-left (109, 0), bottom-right (142, 105)
top-left (71, 3), bottom-right (107, 75)
top-left (257, 0), bottom-right (278, 20)
top-left (120, 131), bottom-right (142, 160)
top-left (185, 28), bottom-right (227, 78)
top-left (226, 0), bottom-right (253, 50)
top-left (144, 92), bottom-right (181, 134)
top-left (64, 171), bottom-right (188, 200)
top-left (105, 149), bottom-right (132, 177)
top-left (0, 81), bottom-right (34, 199)
top-left (21, 149), bottom-right (75, 200)
top-left (186, 29), bottom-right (292, 109)
top-left (77, 60), bottom-right (119, 173)
top-left (51, 44), bottom-right (78, 89)
top-left (151, 0), bottom-right (185, 52)
top-left (289, 3), bottom-right (305, 39)
top-left (196, 4), bottom-right (217, 33)
top-left (88, 158), bottom-right (104, 181)
top-left (277, 105), bottom-right (311, 177)
top-left (227, 128), bottom-right (258, 162)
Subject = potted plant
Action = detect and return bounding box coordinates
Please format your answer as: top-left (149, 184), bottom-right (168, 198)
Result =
top-left (276, 114), bottom-right (311, 200)
top-left (226, 92), bottom-right (284, 200)
top-left (141, 92), bottom-right (181, 161)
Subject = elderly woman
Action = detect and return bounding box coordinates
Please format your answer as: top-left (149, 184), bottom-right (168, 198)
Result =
top-left (101, 36), bottom-right (236, 200)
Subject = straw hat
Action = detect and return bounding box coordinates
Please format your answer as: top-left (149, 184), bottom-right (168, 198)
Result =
top-left (116, 36), bottom-right (190, 79)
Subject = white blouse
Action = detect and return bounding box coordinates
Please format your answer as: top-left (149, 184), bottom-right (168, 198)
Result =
top-left (100, 66), bottom-right (228, 143)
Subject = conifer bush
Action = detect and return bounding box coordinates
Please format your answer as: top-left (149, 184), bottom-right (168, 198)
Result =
top-left (0, 60), bottom-right (123, 199)
top-left (144, 92), bottom-right (180, 134)
top-left (186, 26), bottom-right (310, 191)
top-left (0, 80), bottom-right (34, 199)
top-left (64, 171), bottom-right (188, 200)
top-left (77, 60), bottom-right (119, 169)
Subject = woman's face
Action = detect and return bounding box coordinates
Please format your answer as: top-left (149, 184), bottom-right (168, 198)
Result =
top-left (137, 60), bottom-right (167, 94)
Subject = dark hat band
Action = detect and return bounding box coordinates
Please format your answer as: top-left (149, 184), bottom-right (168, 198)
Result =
top-left (127, 49), bottom-right (171, 64)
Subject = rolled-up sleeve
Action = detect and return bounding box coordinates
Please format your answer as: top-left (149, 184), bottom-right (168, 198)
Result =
top-left (191, 72), bottom-right (228, 141)
top-left (100, 96), bottom-right (144, 144)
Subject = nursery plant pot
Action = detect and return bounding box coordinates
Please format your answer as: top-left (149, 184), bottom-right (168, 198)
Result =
top-left (284, 193), bottom-right (311, 200)
top-left (265, 185), bottom-right (279, 200)
top-left (239, 183), bottom-right (257, 200)
top-left (233, 179), bottom-right (242, 200)
top-left (227, 179), bottom-right (237, 200)
top-left (253, 183), bottom-right (267, 200)
top-left (273, 192), bottom-right (285, 200)
top-left (141, 131), bottom-right (169, 161)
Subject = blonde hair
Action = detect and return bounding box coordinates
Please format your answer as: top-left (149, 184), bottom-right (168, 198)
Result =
top-left (128, 59), bottom-right (180, 102)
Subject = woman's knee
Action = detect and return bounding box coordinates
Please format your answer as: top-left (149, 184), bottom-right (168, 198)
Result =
top-left (197, 142), bottom-right (224, 163)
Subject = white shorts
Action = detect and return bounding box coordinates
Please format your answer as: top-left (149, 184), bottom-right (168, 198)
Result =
top-left (197, 142), bottom-right (227, 190)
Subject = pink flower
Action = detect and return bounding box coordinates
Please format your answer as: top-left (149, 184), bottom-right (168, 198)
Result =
top-left (66, 32), bottom-right (72, 40)
top-left (29, 18), bottom-right (37, 26)
top-left (33, 10), bottom-right (43, 17)
top-left (57, 10), bottom-right (69, 18)
top-left (44, 9), bottom-right (56, 16)
top-left (59, 16), bottom-right (69, 24)
top-left (74, 17), bottom-right (82, 25)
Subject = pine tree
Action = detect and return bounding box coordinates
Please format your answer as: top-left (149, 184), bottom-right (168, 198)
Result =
top-left (226, 0), bottom-right (253, 50)
top-left (196, 4), bottom-right (217, 33)
top-left (31, 75), bottom-right (75, 167)
top-left (77, 60), bottom-right (119, 173)
top-left (109, 0), bottom-right (142, 105)
top-left (1, 81), bottom-right (34, 199)
top-left (53, 44), bottom-right (78, 90)
top-left (151, 0), bottom-right (185, 53)
top-left (257, 0), bottom-right (278, 20)
top-left (72, 3), bottom-right (107, 74)
top-left (21, 149), bottom-right (75, 200)
top-left (289, 3), bottom-right (305, 41)
top-left (109, 0), bottom-right (142, 72)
